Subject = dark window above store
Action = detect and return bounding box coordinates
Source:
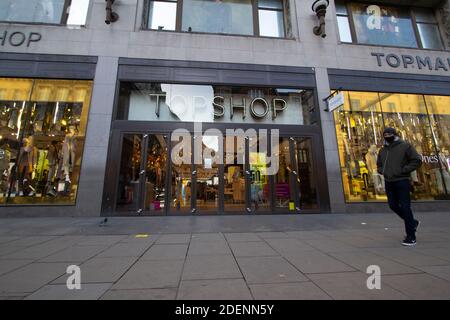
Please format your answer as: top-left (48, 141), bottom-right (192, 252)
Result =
top-left (336, 1), bottom-right (446, 51)
top-left (0, 0), bottom-right (89, 26)
top-left (143, 0), bottom-right (291, 38)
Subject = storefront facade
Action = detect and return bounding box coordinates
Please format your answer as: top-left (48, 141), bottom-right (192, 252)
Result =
top-left (0, 0), bottom-right (449, 216)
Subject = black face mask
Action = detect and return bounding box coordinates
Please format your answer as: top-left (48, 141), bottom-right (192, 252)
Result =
top-left (384, 136), bottom-right (395, 143)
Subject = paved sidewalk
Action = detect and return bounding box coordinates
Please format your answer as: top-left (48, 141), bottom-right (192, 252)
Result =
top-left (0, 212), bottom-right (450, 300)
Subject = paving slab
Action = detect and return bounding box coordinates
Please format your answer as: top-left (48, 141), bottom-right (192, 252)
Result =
top-left (415, 265), bottom-right (450, 282)
top-left (283, 251), bottom-right (355, 274)
top-left (284, 231), bottom-right (328, 240)
top-left (237, 256), bottom-right (309, 284)
top-left (25, 283), bottom-right (112, 300)
top-left (141, 244), bottom-right (188, 261)
top-left (101, 288), bottom-right (177, 300)
top-left (188, 241), bottom-right (232, 256)
top-left (224, 233), bottom-right (261, 242)
top-left (0, 260), bottom-right (33, 277)
top-left (0, 262), bottom-right (70, 294)
top-left (76, 235), bottom-right (127, 246)
top-left (156, 234), bottom-right (191, 245)
top-left (369, 247), bottom-right (450, 267)
top-left (39, 245), bottom-right (108, 263)
top-left (52, 257), bottom-right (138, 284)
top-left (264, 238), bottom-right (314, 255)
top-left (177, 279), bottom-right (253, 300)
top-left (304, 239), bottom-right (357, 253)
top-left (308, 272), bottom-right (409, 300)
top-left (382, 274), bottom-right (450, 299)
top-left (96, 243), bottom-right (151, 258)
top-left (229, 241), bottom-right (279, 257)
top-left (255, 232), bottom-right (290, 239)
top-left (182, 255), bottom-right (242, 280)
top-left (249, 282), bottom-right (331, 300)
top-left (191, 233), bottom-right (226, 243)
top-left (113, 260), bottom-right (184, 289)
top-left (329, 251), bottom-right (422, 275)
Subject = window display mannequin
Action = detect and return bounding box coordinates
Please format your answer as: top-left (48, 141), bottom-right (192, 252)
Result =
top-left (365, 144), bottom-right (385, 193)
top-left (17, 136), bottom-right (38, 196)
top-left (45, 140), bottom-right (61, 197)
top-left (0, 143), bottom-right (11, 195)
top-left (62, 126), bottom-right (78, 184)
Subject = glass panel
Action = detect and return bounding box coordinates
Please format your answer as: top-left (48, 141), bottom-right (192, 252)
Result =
top-left (119, 83), bottom-right (316, 125)
top-left (223, 136), bottom-right (246, 212)
top-left (293, 138), bottom-right (318, 209)
top-left (424, 95), bottom-right (450, 199)
top-left (0, 79), bottom-right (92, 206)
top-left (274, 137), bottom-right (295, 210)
top-left (335, 2), bottom-right (348, 15)
top-left (149, 1), bottom-right (177, 30)
top-left (337, 16), bottom-right (352, 43)
top-left (258, 0), bottom-right (283, 10)
top-left (380, 93), bottom-right (441, 201)
top-left (170, 134), bottom-right (192, 213)
top-left (143, 135), bottom-right (168, 213)
top-left (116, 134), bottom-right (142, 212)
top-left (196, 135), bottom-right (220, 212)
top-left (249, 135), bottom-right (271, 212)
top-left (0, 0), bottom-right (66, 24)
top-left (259, 9), bottom-right (285, 38)
top-left (67, 0), bottom-right (89, 26)
top-left (182, 0), bottom-right (253, 35)
top-left (417, 23), bottom-right (444, 50)
top-left (334, 91), bottom-right (385, 202)
top-left (0, 79), bottom-right (33, 204)
top-left (413, 8), bottom-right (437, 23)
top-left (350, 3), bottom-right (418, 48)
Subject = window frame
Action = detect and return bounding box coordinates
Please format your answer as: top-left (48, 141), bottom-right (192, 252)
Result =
top-left (0, 0), bottom-right (74, 26)
top-left (143, 0), bottom-right (289, 39)
top-left (336, 1), bottom-right (446, 51)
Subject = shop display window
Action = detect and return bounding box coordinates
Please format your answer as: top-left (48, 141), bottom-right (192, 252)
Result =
top-left (0, 78), bottom-right (92, 206)
top-left (334, 91), bottom-right (450, 202)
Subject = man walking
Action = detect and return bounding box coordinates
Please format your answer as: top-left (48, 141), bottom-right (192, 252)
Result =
top-left (377, 127), bottom-right (422, 246)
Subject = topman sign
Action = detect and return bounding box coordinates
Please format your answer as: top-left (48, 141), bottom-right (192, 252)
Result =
top-left (371, 52), bottom-right (450, 72)
top-left (0, 30), bottom-right (42, 47)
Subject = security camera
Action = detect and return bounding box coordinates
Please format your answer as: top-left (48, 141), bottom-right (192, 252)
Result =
top-left (312, 0), bottom-right (329, 38)
top-left (312, 0), bottom-right (329, 13)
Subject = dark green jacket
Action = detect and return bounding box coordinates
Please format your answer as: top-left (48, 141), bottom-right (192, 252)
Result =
top-left (376, 138), bottom-right (422, 182)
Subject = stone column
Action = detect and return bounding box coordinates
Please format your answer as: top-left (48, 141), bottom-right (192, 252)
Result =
top-left (441, 0), bottom-right (450, 47)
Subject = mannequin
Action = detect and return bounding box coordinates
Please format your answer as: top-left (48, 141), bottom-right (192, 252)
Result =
top-left (17, 136), bottom-right (38, 196)
top-left (365, 144), bottom-right (385, 194)
top-left (62, 126), bottom-right (77, 184)
top-left (0, 143), bottom-right (11, 195)
top-left (46, 140), bottom-right (61, 197)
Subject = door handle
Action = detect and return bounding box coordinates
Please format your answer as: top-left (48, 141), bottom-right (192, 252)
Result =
top-left (292, 171), bottom-right (297, 176)
top-left (140, 170), bottom-right (145, 175)
top-left (192, 170), bottom-right (197, 175)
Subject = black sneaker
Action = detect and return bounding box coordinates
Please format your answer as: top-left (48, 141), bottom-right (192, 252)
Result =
top-left (402, 237), bottom-right (417, 247)
top-left (414, 220), bottom-right (421, 233)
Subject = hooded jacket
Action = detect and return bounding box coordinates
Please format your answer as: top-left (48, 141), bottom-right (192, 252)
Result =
top-left (376, 138), bottom-right (422, 182)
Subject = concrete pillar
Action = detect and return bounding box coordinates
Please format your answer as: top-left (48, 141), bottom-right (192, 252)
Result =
top-left (315, 67), bottom-right (347, 213)
top-left (75, 56), bottom-right (118, 216)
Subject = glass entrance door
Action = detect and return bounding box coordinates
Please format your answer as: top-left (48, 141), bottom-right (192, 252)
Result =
top-left (115, 133), bottom-right (168, 215)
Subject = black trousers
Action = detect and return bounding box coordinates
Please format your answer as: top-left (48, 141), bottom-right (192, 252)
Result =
top-left (385, 179), bottom-right (416, 239)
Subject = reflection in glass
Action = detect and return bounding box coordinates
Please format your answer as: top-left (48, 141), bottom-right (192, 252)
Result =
top-left (182, 0), bottom-right (253, 35)
top-left (350, 3), bottom-right (418, 48)
top-left (0, 79), bottom-right (91, 206)
top-left (143, 135), bottom-right (168, 213)
top-left (274, 137), bottom-right (294, 210)
top-left (148, 0), bottom-right (177, 30)
top-left (293, 138), bottom-right (318, 209)
top-left (67, 0), bottom-right (90, 25)
top-left (337, 16), bottom-right (352, 43)
top-left (170, 135), bottom-right (192, 213)
top-left (224, 136), bottom-right (246, 212)
top-left (116, 134), bottom-right (142, 212)
top-left (417, 24), bottom-right (443, 50)
top-left (249, 136), bottom-right (271, 212)
top-left (196, 135), bottom-right (220, 212)
top-left (334, 91), bottom-right (450, 202)
top-left (0, 0), bottom-right (66, 24)
top-left (259, 9), bottom-right (284, 37)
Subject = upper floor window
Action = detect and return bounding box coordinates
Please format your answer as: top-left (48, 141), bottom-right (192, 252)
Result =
top-left (0, 0), bottom-right (90, 26)
top-left (336, 1), bottom-right (445, 50)
top-left (145, 0), bottom-right (288, 38)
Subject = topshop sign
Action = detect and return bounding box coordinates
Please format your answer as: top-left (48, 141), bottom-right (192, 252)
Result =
top-left (0, 30), bottom-right (42, 47)
top-left (371, 52), bottom-right (450, 72)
